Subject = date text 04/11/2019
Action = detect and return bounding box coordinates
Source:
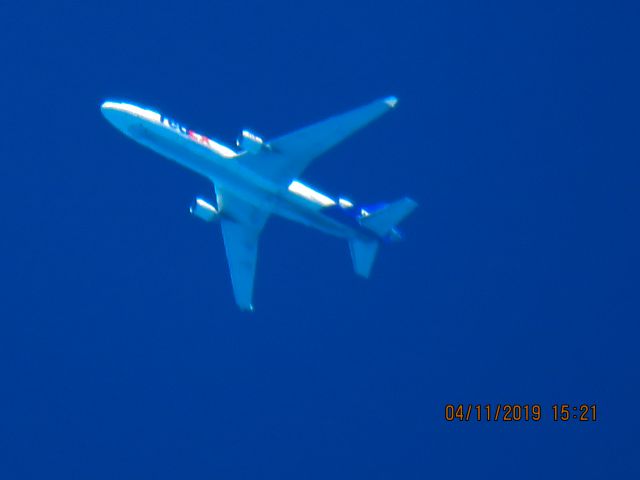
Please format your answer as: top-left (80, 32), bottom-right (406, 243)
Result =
top-left (444, 404), bottom-right (597, 422)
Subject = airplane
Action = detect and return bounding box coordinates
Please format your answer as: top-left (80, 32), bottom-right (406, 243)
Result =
top-left (101, 96), bottom-right (417, 311)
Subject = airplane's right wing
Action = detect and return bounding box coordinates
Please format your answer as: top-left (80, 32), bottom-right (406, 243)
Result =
top-left (238, 96), bottom-right (398, 184)
top-left (215, 186), bottom-right (269, 311)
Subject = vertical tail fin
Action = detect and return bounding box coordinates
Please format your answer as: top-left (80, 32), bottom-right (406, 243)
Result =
top-left (349, 239), bottom-right (380, 278)
top-left (359, 197), bottom-right (418, 237)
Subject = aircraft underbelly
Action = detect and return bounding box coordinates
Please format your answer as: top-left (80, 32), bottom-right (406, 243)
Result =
top-left (270, 196), bottom-right (357, 238)
top-left (130, 124), bottom-right (279, 200)
top-left (129, 123), bottom-right (356, 238)
top-left (130, 124), bottom-right (231, 180)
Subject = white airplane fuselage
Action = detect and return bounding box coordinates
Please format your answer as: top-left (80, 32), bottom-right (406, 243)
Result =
top-left (101, 97), bottom-right (418, 310)
top-left (101, 101), bottom-right (369, 241)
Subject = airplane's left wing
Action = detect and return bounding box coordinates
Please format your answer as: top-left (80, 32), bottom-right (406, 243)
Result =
top-left (215, 187), bottom-right (269, 311)
top-left (238, 96), bottom-right (398, 184)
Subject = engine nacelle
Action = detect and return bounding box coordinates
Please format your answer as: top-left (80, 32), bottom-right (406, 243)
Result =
top-left (236, 129), bottom-right (264, 154)
top-left (189, 197), bottom-right (220, 222)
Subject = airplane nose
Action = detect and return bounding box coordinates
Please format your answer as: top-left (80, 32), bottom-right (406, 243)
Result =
top-left (100, 100), bottom-right (118, 117)
top-left (100, 100), bottom-right (161, 128)
top-left (100, 100), bottom-right (117, 113)
top-left (101, 101), bottom-right (118, 124)
top-left (101, 100), bottom-right (134, 133)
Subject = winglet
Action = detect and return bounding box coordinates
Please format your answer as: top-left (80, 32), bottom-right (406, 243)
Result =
top-left (384, 96), bottom-right (399, 108)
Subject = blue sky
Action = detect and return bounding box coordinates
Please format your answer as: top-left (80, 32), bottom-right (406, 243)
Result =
top-left (1, 1), bottom-right (638, 478)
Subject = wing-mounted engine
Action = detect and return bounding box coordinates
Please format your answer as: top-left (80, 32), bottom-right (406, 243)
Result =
top-left (189, 197), bottom-right (220, 222)
top-left (236, 129), bottom-right (267, 154)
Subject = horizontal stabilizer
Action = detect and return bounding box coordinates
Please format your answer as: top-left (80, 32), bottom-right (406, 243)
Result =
top-left (349, 238), bottom-right (380, 278)
top-left (360, 197), bottom-right (418, 237)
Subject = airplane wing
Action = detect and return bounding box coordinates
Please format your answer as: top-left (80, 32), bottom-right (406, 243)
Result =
top-left (215, 186), bottom-right (269, 311)
top-left (239, 96), bottom-right (398, 184)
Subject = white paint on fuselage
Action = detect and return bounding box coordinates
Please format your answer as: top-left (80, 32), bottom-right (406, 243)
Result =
top-left (101, 101), bottom-right (363, 240)
top-left (287, 180), bottom-right (336, 207)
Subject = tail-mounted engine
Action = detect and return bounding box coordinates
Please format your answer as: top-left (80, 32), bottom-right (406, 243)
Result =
top-left (189, 197), bottom-right (220, 222)
top-left (236, 129), bottom-right (265, 154)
